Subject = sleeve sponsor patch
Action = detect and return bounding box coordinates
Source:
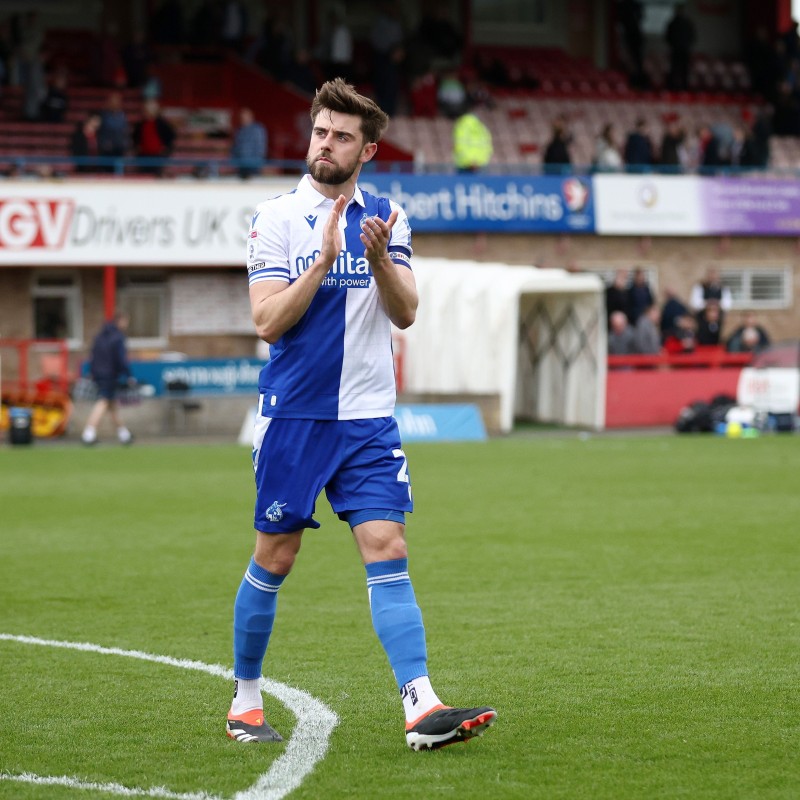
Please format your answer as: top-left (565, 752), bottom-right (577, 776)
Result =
top-left (388, 243), bottom-right (412, 268)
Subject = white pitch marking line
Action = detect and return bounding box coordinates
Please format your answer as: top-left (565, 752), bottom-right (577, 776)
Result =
top-left (0, 634), bottom-right (339, 800)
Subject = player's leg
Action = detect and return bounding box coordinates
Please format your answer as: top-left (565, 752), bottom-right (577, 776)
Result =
top-left (351, 518), bottom-right (496, 750)
top-left (228, 529), bottom-right (302, 743)
top-left (330, 418), bottom-right (496, 749)
top-left (228, 415), bottom-right (337, 743)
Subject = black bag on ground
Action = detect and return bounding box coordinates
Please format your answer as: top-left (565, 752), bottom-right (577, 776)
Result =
top-left (675, 393), bottom-right (737, 433)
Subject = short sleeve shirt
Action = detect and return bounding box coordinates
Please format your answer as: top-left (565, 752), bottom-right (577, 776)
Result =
top-left (247, 175), bottom-right (413, 420)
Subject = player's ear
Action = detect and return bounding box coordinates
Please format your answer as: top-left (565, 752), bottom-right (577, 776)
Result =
top-left (360, 142), bottom-right (378, 163)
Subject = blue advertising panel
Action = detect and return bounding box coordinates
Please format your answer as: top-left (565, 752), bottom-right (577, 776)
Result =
top-left (359, 174), bottom-right (595, 233)
top-left (122, 358), bottom-right (263, 396)
top-left (394, 404), bottom-right (487, 442)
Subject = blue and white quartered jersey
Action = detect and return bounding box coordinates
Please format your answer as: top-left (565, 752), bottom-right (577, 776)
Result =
top-left (247, 174), bottom-right (413, 420)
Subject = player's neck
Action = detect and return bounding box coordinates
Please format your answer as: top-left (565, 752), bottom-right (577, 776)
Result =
top-left (308, 172), bottom-right (359, 203)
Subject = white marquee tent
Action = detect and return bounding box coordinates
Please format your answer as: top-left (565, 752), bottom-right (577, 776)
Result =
top-left (396, 258), bottom-right (607, 432)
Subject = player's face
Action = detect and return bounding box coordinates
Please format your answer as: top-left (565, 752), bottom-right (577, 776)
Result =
top-left (307, 110), bottom-right (371, 185)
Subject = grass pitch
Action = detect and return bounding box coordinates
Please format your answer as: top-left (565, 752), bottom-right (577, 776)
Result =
top-left (1, 433), bottom-right (798, 799)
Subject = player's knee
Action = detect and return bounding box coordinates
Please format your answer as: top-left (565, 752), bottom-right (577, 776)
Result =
top-left (366, 535), bottom-right (407, 563)
top-left (253, 532), bottom-right (302, 575)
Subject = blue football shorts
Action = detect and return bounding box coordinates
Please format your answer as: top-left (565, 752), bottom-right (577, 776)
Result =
top-left (252, 411), bottom-right (413, 534)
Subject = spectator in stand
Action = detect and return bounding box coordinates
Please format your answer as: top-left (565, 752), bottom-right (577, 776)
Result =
top-left (40, 67), bottom-right (69, 123)
top-left (452, 101), bottom-right (493, 172)
top-left (285, 48), bottom-right (319, 96)
top-left (416, 9), bottom-right (463, 72)
top-left (221, 0), bottom-right (248, 52)
top-left (231, 107), bottom-right (267, 179)
top-left (122, 30), bottom-right (152, 89)
top-left (771, 81), bottom-right (800, 136)
top-left (370, 2), bottom-right (406, 116)
top-left (93, 21), bottom-right (126, 88)
top-left (781, 18), bottom-right (800, 62)
top-left (98, 90), bottom-right (130, 168)
top-left (726, 312), bottom-right (771, 353)
top-left (745, 110), bottom-right (772, 168)
top-left (659, 117), bottom-right (685, 172)
top-left (608, 310), bottom-right (636, 355)
top-left (0, 18), bottom-right (12, 88)
top-left (701, 122), bottom-right (740, 171)
top-left (728, 124), bottom-right (763, 169)
top-left (132, 99), bottom-right (176, 176)
top-left (70, 111), bottom-right (102, 173)
top-left (605, 269), bottom-right (629, 329)
top-left (542, 115), bottom-right (573, 173)
top-left (251, 9), bottom-right (294, 81)
top-left (409, 70), bottom-right (438, 117)
top-left (326, 5), bottom-right (354, 82)
top-left (746, 27), bottom-right (780, 101)
top-left (191, 0), bottom-right (223, 47)
top-left (151, 0), bottom-right (184, 46)
top-left (664, 314), bottom-right (698, 354)
top-left (680, 122), bottom-right (711, 171)
top-left (141, 66), bottom-right (163, 101)
top-left (623, 117), bottom-right (654, 170)
top-left (659, 286), bottom-right (689, 341)
top-left (437, 68), bottom-right (467, 118)
top-left (690, 267), bottom-right (732, 315)
top-left (593, 123), bottom-right (623, 171)
top-left (633, 304), bottom-right (662, 354)
top-left (14, 10), bottom-right (46, 120)
top-left (696, 301), bottom-right (723, 346)
top-left (665, 4), bottom-right (696, 91)
top-left (627, 267), bottom-right (654, 325)
top-left (618, 0), bottom-right (647, 89)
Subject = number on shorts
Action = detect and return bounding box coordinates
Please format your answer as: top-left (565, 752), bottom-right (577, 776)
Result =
top-left (392, 449), bottom-right (409, 484)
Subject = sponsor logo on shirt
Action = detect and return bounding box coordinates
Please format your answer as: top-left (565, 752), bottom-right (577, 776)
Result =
top-left (296, 249), bottom-right (370, 276)
top-left (247, 261), bottom-right (265, 274)
top-left (304, 214), bottom-right (318, 229)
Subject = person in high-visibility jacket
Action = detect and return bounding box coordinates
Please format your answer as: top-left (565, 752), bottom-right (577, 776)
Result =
top-left (453, 107), bottom-right (493, 172)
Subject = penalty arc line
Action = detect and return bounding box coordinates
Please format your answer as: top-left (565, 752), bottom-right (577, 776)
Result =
top-left (0, 633), bottom-right (339, 800)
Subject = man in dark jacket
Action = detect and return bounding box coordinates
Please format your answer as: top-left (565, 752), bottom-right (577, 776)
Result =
top-left (624, 117), bottom-right (654, 169)
top-left (81, 312), bottom-right (134, 445)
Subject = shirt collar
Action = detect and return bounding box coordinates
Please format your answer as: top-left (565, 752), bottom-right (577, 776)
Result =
top-left (299, 174), bottom-right (365, 209)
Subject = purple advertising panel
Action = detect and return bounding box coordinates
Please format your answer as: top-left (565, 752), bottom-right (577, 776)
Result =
top-left (700, 178), bottom-right (800, 235)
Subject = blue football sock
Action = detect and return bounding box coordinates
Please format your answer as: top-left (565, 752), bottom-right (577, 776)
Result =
top-left (365, 558), bottom-right (428, 689)
top-left (233, 558), bottom-right (286, 680)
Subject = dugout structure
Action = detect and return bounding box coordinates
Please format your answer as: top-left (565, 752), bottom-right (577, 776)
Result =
top-left (399, 258), bottom-right (607, 433)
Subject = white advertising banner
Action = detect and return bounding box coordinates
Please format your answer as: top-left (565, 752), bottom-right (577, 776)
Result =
top-left (736, 367), bottom-right (800, 414)
top-left (0, 180), bottom-right (297, 266)
top-left (594, 174), bottom-right (704, 235)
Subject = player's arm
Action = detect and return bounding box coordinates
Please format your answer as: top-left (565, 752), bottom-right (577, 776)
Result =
top-left (361, 210), bottom-right (418, 329)
top-left (250, 195), bottom-right (347, 343)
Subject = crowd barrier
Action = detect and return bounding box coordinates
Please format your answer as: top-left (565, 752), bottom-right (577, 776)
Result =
top-left (606, 346), bottom-right (753, 428)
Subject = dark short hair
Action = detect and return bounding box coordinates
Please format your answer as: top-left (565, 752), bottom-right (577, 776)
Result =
top-left (310, 78), bottom-right (389, 144)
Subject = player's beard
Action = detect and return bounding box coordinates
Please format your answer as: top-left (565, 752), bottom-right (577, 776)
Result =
top-left (306, 150), bottom-right (361, 185)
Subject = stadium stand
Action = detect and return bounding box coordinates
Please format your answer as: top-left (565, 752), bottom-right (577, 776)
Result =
top-left (388, 95), bottom-right (769, 169)
top-left (0, 23), bottom-right (795, 175)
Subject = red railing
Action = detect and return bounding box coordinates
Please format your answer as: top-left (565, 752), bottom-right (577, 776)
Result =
top-left (608, 346), bottom-right (753, 370)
